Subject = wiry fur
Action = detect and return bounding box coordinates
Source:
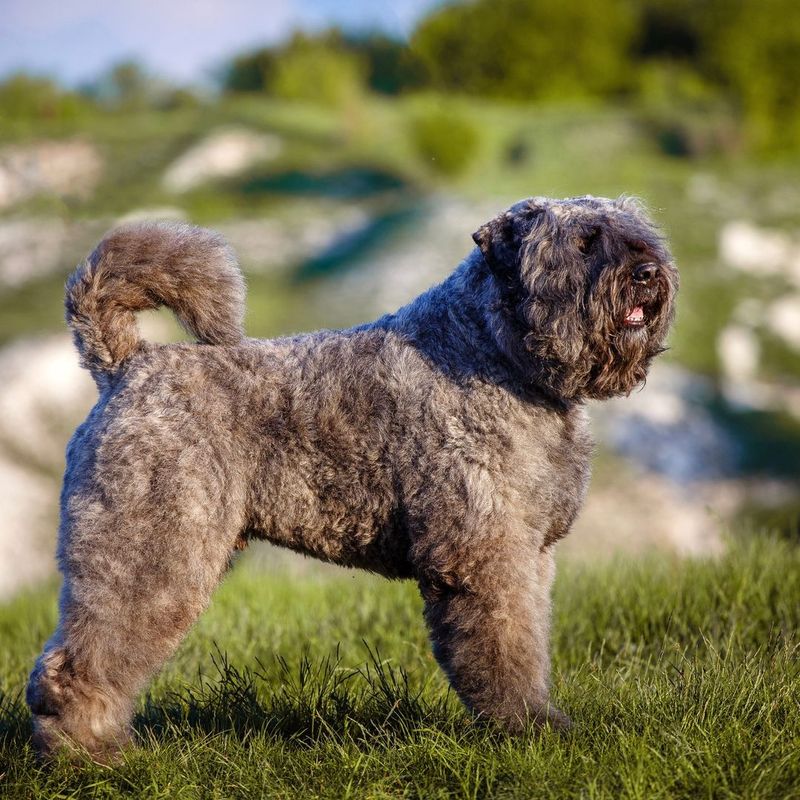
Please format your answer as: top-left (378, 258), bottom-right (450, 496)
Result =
top-left (28, 196), bottom-right (678, 761)
top-left (65, 222), bottom-right (245, 387)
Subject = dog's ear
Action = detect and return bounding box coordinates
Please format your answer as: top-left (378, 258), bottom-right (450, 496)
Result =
top-left (472, 212), bottom-right (513, 272)
top-left (472, 204), bottom-right (540, 274)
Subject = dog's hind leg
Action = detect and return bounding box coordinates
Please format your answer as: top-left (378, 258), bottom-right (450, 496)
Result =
top-left (27, 451), bottom-right (247, 762)
top-left (418, 541), bottom-right (569, 735)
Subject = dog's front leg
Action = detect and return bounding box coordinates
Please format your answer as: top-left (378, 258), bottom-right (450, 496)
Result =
top-left (418, 544), bottom-right (569, 734)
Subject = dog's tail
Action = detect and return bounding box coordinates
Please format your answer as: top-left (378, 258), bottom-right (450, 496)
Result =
top-left (65, 221), bottom-right (245, 383)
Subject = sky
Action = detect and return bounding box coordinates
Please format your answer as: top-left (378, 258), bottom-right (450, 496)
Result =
top-left (0, 0), bottom-right (442, 86)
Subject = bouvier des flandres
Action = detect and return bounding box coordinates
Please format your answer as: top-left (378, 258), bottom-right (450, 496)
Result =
top-left (27, 195), bottom-right (678, 760)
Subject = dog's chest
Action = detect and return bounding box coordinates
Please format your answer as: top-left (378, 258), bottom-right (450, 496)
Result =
top-left (509, 403), bottom-right (593, 547)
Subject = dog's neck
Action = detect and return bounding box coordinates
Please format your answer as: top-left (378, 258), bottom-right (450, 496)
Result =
top-left (372, 251), bottom-right (564, 406)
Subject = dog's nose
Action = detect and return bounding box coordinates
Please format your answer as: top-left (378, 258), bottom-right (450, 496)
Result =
top-left (633, 263), bottom-right (657, 284)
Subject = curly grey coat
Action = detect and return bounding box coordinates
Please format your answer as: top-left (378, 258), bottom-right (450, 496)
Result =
top-left (27, 195), bottom-right (678, 761)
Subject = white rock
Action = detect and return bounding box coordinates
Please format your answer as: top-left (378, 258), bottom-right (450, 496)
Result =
top-left (0, 139), bottom-right (102, 209)
top-left (686, 172), bottom-right (719, 205)
top-left (0, 335), bottom-right (97, 598)
top-left (719, 220), bottom-right (792, 275)
top-left (594, 364), bottom-right (734, 486)
top-left (790, 251), bottom-right (800, 288)
top-left (719, 220), bottom-right (800, 290)
top-left (163, 129), bottom-right (282, 193)
top-left (0, 217), bottom-right (67, 286)
top-left (717, 324), bottom-right (760, 382)
top-left (732, 298), bottom-right (764, 327)
top-left (765, 294), bottom-right (800, 350)
top-left (317, 196), bottom-right (498, 319)
top-left (216, 204), bottom-right (368, 273)
top-left (0, 335), bottom-right (95, 466)
top-left (0, 456), bottom-right (57, 599)
top-left (565, 466), bottom-right (723, 559)
top-left (0, 217), bottom-right (109, 288)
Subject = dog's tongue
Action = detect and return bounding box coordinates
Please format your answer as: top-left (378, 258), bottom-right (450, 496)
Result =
top-left (625, 306), bottom-right (644, 324)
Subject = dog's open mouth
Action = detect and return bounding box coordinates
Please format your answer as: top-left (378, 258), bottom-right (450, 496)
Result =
top-left (623, 306), bottom-right (646, 328)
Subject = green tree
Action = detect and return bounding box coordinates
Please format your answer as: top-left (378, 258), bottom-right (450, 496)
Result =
top-left (83, 61), bottom-right (175, 110)
top-left (632, 0), bottom-right (800, 151)
top-left (223, 48), bottom-right (276, 93)
top-left (410, 0), bottom-right (637, 100)
top-left (634, 0), bottom-right (704, 61)
top-left (409, 105), bottom-right (480, 176)
top-left (270, 34), bottom-right (366, 107)
top-left (223, 31), bottom-right (425, 98)
top-left (341, 33), bottom-right (428, 95)
top-left (0, 73), bottom-right (87, 121)
top-left (708, 0), bottom-right (800, 150)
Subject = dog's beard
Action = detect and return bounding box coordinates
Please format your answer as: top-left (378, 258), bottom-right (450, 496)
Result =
top-left (495, 264), bottom-right (676, 401)
top-left (582, 265), bottom-right (676, 398)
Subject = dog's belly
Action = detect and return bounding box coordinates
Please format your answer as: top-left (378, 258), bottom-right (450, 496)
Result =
top-left (245, 457), bottom-right (413, 578)
top-left (246, 509), bottom-right (414, 579)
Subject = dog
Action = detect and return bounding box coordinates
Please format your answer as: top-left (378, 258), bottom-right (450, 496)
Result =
top-left (27, 195), bottom-right (678, 761)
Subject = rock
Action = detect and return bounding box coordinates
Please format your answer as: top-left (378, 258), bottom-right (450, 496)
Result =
top-left (0, 217), bottom-right (67, 287)
top-left (162, 128), bottom-right (282, 193)
top-left (732, 298), bottom-right (764, 327)
top-left (311, 196), bottom-right (499, 319)
top-left (0, 456), bottom-right (56, 599)
top-left (216, 204), bottom-right (368, 274)
top-left (565, 467), bottom-right (723, 559)
top-left (0, 336), bottom-right (95, 598)
top-left (0, 217), bottom-right (107, 288)
top-left (719, 220), bottom-right (791, 274)
top-left (117, 207), bottom-right (188, 224)
top-left (0, 139), bottom-right (102, 209)
top-left (686, 172), bottom-right (720, 205)
top-left (719, 220), bottom-right (800, 288)
top-left (0, 318), bottom-right (175, 598)
top-left (765, 294), bottom-right (800, 350)
top-left (0, 335), bottom-right (95, 470)
top-left (717, 324), bottom-right (761, 383)
top-left (593, 363), bottom-right (736, 485)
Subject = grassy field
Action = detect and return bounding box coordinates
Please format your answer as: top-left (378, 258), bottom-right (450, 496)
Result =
top-left (0, 533), bottom-right (798, 799)
top-left (1, 94), bottom-right (800, 796)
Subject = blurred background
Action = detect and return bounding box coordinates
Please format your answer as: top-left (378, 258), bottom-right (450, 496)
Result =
top-left (0, 0), bottom-right (798, 598)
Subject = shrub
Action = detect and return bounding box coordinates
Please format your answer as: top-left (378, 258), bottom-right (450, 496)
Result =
top-left (636, 63), bottom-right (742, 157)
top-left (409, 107), bottom-right (480, 177)
top-left (224, 48), bottom-right (277, 93)
top-left (270, 35), bottom-right (366, 108)
top-left (0, 73), bottom-right (88, 122)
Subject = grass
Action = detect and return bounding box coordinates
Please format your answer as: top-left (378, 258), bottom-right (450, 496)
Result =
top-left (0, 533), bottom-right (798, 798)
top-left (1, 96), bottom-right (800, 794)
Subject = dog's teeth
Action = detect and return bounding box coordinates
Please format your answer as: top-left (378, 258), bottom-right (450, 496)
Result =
top-left (625, 306), bottom-right (645, 323)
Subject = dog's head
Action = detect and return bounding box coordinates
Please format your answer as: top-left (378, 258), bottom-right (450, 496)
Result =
top-left (473, 195), bottom-right (678, 400)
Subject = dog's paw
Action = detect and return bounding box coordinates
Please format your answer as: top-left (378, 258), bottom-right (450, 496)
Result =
top-left (27, 648), bottom-right (70, 718)
top-left (530, 704), bottom-right (572, 734)
top-left (543, 707), bottom-right (572, 733)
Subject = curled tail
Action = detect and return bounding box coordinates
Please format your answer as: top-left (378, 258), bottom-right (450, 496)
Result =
top-left (66, 221), bottom-right (245, 383)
